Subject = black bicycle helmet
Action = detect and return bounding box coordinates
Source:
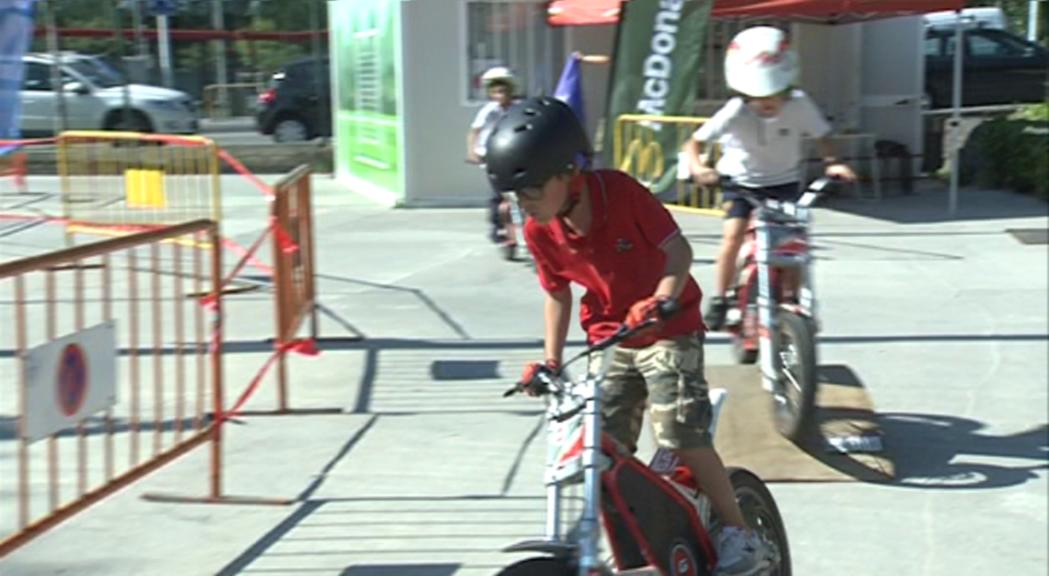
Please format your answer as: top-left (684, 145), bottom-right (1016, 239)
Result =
top-left (485, 96), bottom-right (592, 192)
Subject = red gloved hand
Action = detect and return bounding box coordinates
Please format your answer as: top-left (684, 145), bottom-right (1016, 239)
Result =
top-left (623, 296), bottom-right (673, 347)
top-left (519, 359), bottom-right (561, 397)
top-left (625, 296), bottom-right (670, 330)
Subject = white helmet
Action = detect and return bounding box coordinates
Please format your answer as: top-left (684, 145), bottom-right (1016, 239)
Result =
top-left (481, 66), bottom-right (516, 89)
top-left (724, 27), bottom-right (797, 98)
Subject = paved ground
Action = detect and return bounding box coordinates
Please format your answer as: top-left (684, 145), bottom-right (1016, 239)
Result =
top-left (0, 174), bottom-right (1046, 575)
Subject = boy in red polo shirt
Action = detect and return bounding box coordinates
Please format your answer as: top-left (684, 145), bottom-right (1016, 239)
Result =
top-left (485, 97), bottom-right (769, 575)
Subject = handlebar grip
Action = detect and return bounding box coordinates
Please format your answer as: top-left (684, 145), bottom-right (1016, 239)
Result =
top-left (657, 298), bottom-right (679, 319)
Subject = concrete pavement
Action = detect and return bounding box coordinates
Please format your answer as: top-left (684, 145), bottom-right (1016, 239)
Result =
top-left (0, 175), bottom-right (1046, 575)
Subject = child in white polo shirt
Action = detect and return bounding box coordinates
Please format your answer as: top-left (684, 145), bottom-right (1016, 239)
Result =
top-left (683, 26), bottom-right (856, 329)
top-left (467, 67), bottom-right (519, 244)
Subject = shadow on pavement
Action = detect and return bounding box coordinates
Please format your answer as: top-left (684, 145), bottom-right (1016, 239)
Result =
top-left (793, 365), bottom-right (1047, 490)
top-left (822, 183), bottom-right (1049, 225)
top-left (880, 412), bottom-right (1048, 490)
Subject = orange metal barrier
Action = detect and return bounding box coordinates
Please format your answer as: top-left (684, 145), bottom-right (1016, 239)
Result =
top-left (0, 220), bottom-right (224, 555)
top-left (271, 165), bottom-right (318, 412)
top-left (0, 150), bottom-right (27, 193)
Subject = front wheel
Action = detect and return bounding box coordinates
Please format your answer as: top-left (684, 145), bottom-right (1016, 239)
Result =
top-left (494, 556), bottom-right (575, 575)
top-left (728, 467), bottom-right (791, 576)
top-left (772, 310), bottom-right (818, 443)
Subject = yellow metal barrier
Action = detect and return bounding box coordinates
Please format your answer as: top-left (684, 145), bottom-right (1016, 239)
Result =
top-left (613, 114), bottom-right (723, 212)
top-left (57, 131), bottom-right (221, 239)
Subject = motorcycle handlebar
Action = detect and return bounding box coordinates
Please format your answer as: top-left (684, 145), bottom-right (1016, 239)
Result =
top-left (503, 299), bottom-right (679, 397)
top-left (721, 176), bottom-right (838, 208)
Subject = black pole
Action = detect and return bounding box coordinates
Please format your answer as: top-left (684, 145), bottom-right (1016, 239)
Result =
top-left (310, 0), bottom-right (326, 146)
top-left (44, 0), bottom-right (67, 133)
top-left (112, 0), bottom-right (133, 129)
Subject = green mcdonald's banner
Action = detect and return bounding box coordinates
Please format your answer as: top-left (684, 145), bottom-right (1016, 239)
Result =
top-left (601, 0), bottom-right (713, 195)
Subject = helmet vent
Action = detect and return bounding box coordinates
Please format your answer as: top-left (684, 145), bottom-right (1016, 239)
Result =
top-left (523, 107), bottom-right (537, 116)
top-left (513, 123), bottom-right (532, 133)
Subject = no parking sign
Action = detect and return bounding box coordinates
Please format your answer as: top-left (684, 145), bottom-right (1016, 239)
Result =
top-left (24, 322), bottom-right (117, 443)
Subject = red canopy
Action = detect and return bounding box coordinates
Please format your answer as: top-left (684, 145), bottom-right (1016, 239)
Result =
top-left (547, 0), bottom-right (965, 26)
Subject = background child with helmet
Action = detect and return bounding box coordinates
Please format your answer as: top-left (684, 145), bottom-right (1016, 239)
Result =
top-left (466, 66), bottom-right (520, 245)
top-left (682, 26), bottom-right (857, 330)
top-left (485, 96), bottom-right (772, 575)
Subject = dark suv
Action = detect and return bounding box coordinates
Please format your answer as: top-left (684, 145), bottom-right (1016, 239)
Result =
top-left (256, 57), bottom-right (331, 142)
top-left (925, 27), bottom-right (1048, 108)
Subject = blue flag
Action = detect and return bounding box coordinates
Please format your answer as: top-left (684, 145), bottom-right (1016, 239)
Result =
top-left (0, 0), bottom-right (37, 151)
top-left (554, 53), bottom-right (585, 127)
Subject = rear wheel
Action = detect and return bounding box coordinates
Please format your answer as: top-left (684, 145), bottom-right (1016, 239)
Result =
top-left (771, 310), bottom-right (818, 443)
top-left (732, 334), bottom-right (758, 365)
top-left (273, 117), bottom-right (310, 142)
top-left (728, 468), bottom-right (791, 576)
top-left (495, 556), bottom-right (575, 575)
top-left (104, 110), bottom-right (153, 133)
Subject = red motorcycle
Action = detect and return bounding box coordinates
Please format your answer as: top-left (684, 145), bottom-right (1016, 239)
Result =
top-left (497, 193), bottom-right (525, 261)
top-left (497, 309), bottom-right (790, 576)
top-left (469, 158), bottom-right (523, 261)
top-left (722, 177), bottom-right (833, 443)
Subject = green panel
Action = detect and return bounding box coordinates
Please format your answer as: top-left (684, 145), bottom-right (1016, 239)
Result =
top-left (331, 0), bottom-right (403, 200)
top-left (602, 0), bottom-right (713, 194)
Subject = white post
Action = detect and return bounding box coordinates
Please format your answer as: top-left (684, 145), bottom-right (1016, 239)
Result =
top-left (1029, 1), bottom-right (1041, 42)
top-left (157, 14), bottom-right (174, 88)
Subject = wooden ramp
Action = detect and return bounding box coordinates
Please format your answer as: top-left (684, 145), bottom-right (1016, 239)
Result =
top-left (708, 364), bottom-right (895, 483)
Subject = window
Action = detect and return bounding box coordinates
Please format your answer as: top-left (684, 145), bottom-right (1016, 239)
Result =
top-left (68, 58), bottom-right (124, 88)
top-left (464, 1), bottom-right (566, 102)
top-left (945, 35), bottom-right (957, 58)
top-left (924, 36), bottom-right (943, 58)
top-left (969, 32), bottom-right (1024, 58)
top-left (22, 62), bottom-right (52, 91)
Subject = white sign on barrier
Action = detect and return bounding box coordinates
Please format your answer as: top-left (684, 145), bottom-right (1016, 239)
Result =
top-left (24, 322), bottom-right (118, 443)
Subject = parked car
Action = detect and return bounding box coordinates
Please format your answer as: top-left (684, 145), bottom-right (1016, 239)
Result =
top-left (19, 52), bottom-right (198, 136)
top-left (924, 27), bottom-right (1049, 108)
top-left (256, 57), bottom-right (331, 142)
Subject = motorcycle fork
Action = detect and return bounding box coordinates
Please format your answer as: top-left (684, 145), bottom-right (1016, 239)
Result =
top-left (755, 218), bottom-right (780, 394)
top-left (578, 373), bottom-right (604, 574)
top-left (539, 370), bottom-right (606, 575)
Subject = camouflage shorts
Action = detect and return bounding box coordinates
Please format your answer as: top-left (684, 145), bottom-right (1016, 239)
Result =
top-left (588, 333), bottom-right (712, 452)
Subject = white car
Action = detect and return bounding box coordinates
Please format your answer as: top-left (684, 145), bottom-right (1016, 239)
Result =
top-left (19, 52), bottom-right (198, 136)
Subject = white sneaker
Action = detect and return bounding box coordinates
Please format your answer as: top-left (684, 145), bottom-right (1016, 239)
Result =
top-left (714, 526), bottom-right (770, 575)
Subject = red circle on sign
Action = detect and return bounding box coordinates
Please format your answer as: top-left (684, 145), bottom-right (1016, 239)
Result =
top-left (57, 343), bottom-right (89, 417)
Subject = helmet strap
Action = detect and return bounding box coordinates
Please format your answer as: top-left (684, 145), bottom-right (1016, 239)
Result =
top-left (557, 173), bottom-right (586, 218)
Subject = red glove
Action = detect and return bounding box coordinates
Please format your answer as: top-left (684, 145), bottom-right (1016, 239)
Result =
top-left (623, 296), bottom-right (671, 347)
top-left (625, 296), bottom-right (669, 330)
top-left (519, 359), bottom-right (561, 396)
